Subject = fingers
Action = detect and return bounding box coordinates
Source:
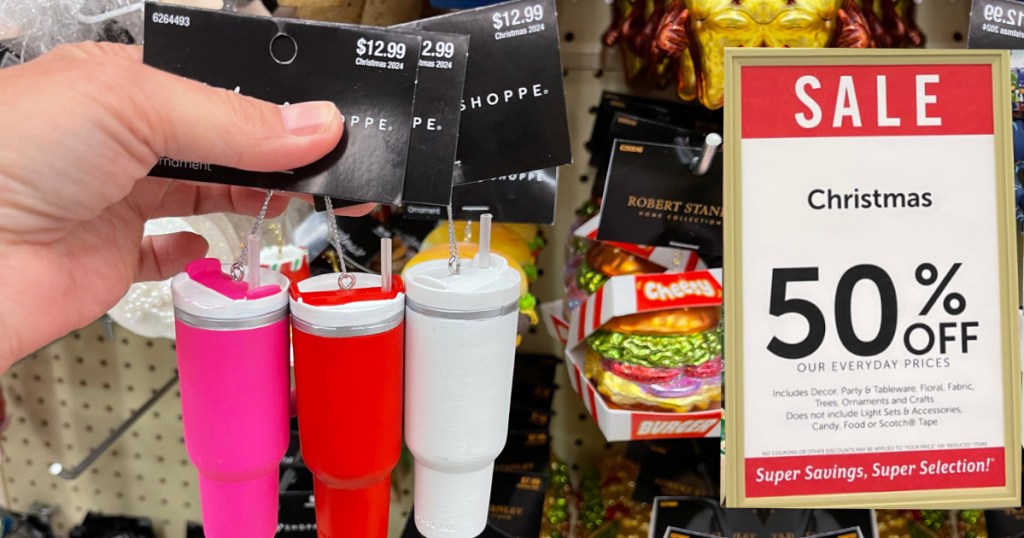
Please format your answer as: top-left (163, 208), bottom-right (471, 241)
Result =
top-left (285, 194), bottom-right (377, 217)
top-left (136, 232), bottom-right (209, 282)
top-left (134, 72), bottom-right (345, 172)
top-left (145, 180), bottom-right (291, 219)
top-left (333, 202), bottom-right (377, 217)
top-left (69, 42), bottom-right (345, 173)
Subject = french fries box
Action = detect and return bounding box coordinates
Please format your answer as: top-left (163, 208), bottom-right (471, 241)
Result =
top-left (565, 268), bottom-right (724, 441)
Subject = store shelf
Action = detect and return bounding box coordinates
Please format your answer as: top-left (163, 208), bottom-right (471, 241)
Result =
top-left (0, 1), bottom-right (976, 536)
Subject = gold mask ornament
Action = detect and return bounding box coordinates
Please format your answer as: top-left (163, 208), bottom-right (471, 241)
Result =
top-left (606, 0), bottom-right (926, 110)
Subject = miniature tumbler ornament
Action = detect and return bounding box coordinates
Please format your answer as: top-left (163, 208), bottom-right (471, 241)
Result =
top-left (290, 256), bottom-right (405, 538)
top-left (171, 258), bottom-right (291, 538)
top-left (403, 216), bottom-right (522, 538)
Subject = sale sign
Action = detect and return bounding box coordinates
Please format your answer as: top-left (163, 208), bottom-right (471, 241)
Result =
top-left (723, 50), bottom-right (1021, 508)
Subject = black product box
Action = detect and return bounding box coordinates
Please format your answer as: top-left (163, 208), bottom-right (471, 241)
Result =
top-left (510, 381), bottom-right (555, 411)
top-left (507, 404), bottom-right (552, 431)
top-left (495, 430), bottom-right (551, 473)
top-left (985, 508), bottom-right (1024, 538)
top-left (631, 440), bottom-right (717, 504)
top-left (598, 140), bottom-right (723, 266)
top-left (650, 497), bottom-right (875, 538)
top-left (512, 354), bottom-right (558, 386)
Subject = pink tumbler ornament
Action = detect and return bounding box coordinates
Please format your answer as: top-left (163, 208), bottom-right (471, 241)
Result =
top-left (172, 258), bottom-right (291, 538)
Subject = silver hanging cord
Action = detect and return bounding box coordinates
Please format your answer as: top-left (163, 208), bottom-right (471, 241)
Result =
top-left (447, 204), bottom-right (461, 275)
top-left (231, 190), bottom-right (274, 282)
top-left (323, 197), bottom-right (356, 289)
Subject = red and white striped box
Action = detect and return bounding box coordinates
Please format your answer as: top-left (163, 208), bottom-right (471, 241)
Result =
top-left (540, 300), bottom-right (569, 346)
top-left (565, 268), bottom-right (724, 441)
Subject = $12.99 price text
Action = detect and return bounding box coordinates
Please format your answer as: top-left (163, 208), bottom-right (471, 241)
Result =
top-left (491, 4), bottom-right (544, 30)
top-left (767, 263), bottom-right (977, 361)
top-left (983, 2), bottom-right (1024, 28)
top-left (356, 38), bottom-right (406, 59)
top-left (421, 40), bottom-right (455, 59)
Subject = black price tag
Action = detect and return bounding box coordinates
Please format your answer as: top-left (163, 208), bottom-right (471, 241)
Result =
top-left (450, 168), bottom-right (558, 224)
top-left (587, 92), bottom-right (675, 167)
top-left (968, 0), bottom-right (1024, 48)
top-left (143, 3), bottom-right (421, 204)
top-left (390, 26), bottom-right (470, 206)
top-left (597, 140), bottom-right (723, 265)
top-left (593, 113), bottom-right (695, 200)
top-left (407, 0), bottom-right (571, 183)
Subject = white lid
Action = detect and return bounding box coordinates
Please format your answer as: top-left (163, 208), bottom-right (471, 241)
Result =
top-left (404, 253), bottom-right (520, 312)
top-left (289, 273), bottom-right (405, 329)
top-left (171, 265), bottom-right (289, 322)
top-left (413, 462), bottom-right (492, 538)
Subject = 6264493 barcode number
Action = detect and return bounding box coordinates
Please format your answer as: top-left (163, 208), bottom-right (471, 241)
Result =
top-left (152, 12), bottom-right (190, 27)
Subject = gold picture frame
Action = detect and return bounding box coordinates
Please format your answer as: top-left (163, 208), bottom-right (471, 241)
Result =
top-left (723, 48), bottom-right (1021, 508)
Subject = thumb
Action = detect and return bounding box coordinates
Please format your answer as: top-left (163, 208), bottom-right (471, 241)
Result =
top-left (131, 63), bottom-right (344, 172)
top-left (136, 232), bottom-right (210, 282)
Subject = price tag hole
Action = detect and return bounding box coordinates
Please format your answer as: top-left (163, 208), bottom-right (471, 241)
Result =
top-left (270, 32), bottom-right (298, 65)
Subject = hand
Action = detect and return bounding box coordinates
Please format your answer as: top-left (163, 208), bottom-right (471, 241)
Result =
top-left (0, 42), bottom-right (363, 369)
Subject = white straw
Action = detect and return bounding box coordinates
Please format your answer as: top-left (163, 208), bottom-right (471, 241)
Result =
top-left (479, 214), bottom-right (492, 269)
top-left (381, 237), bottom-right (393, 292)
top-left (246, 234), bottom-right (261, 288)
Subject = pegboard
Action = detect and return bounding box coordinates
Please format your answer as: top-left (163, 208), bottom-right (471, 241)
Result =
top-left (0, 2), bottom-right (974, 537)
top-left (0, 324), bottom-right (197, 536)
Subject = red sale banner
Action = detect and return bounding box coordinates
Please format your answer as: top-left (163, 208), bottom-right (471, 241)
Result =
top-left (745, 448), bottom-right (1005, 497)
top-left (741, 64), bottom-right (994, 139)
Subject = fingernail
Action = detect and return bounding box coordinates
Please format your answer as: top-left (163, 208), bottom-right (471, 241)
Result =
top-left (280, 101), bottom-right (339, 136)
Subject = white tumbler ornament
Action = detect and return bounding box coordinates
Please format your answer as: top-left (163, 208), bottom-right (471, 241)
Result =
top-left (403, 215), bottom-right (521, 538)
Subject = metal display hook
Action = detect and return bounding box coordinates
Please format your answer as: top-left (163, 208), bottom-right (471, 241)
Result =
top-left (74, 1), bottom-right (144, 25)
top-left (75, 0), bottom-right (239, 25)
top-left (48, 373), bottom-right (179, 480)
top-left (690, 133), bottom-right (723, 176)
